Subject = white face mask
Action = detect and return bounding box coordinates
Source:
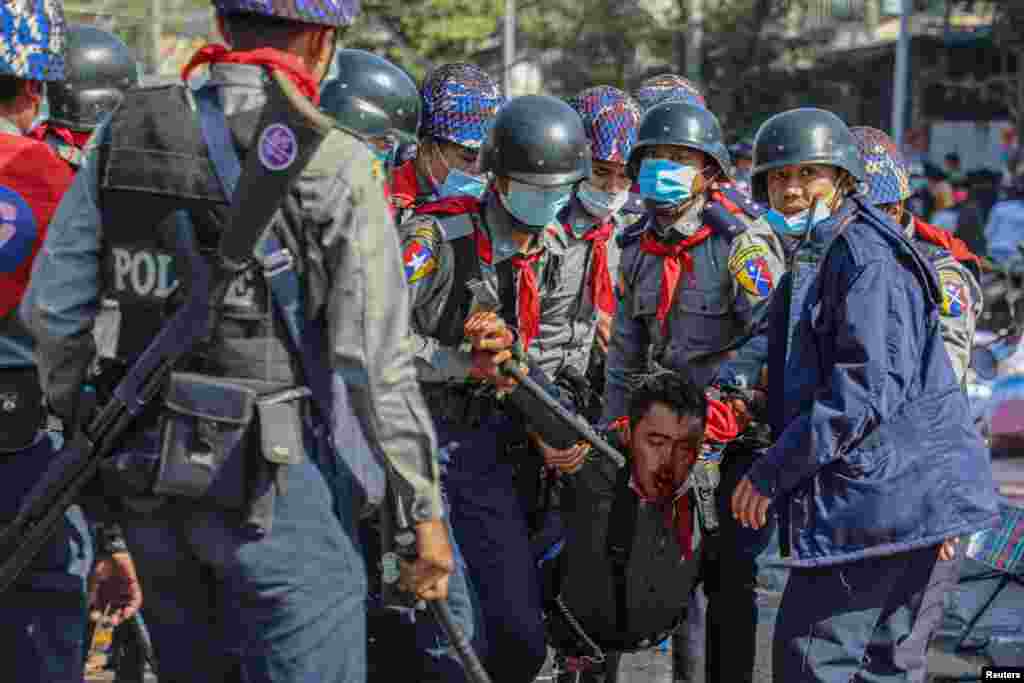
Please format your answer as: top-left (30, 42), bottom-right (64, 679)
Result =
top-left (577, 181), bottom-right (629, 219)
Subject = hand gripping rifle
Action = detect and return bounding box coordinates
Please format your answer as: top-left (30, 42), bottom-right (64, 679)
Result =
top-left (0, 71), bottom-right (334, 593)
top-left (464, 280), bottom-right (626, 468)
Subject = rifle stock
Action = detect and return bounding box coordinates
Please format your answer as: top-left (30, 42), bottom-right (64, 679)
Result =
top-left (0, 70), bottom-right (331, 592)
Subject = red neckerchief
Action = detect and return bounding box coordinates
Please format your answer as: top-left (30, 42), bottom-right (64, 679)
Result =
top-left (415, 196), bottom-right (481, 217)
top-left (475, 222), bottom-right (542, 350)
top-left (28, 122), bottom-right (91, 149)
top-left (576, 220), bottom-right (615, 315)
top-left (639, 227), bottom-right (713, 334)
top-left (181, 45), bottom-right (321, 105)
top-left (913, 216), bottom-right (982, 268)
top-left (391, 159), bottom-right (422, 210)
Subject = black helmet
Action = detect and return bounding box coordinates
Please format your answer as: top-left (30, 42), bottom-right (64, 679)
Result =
top-left (626, 101), bottom-right (731, 181)
top-left (321, 49), bottom-right (421, 144)
top-left (750, 108), bottom-right (865, 203)
top-left (47, 25), bottom-right (138, 132)
top-left (480, 95), bottom-right (590, 187)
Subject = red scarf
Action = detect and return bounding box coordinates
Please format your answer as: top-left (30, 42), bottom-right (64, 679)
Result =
top-left (415, 196), bottom-right (480, 217)
top-left (913, 216), bottom-right (982, 268)
top-left (181, 45), bottom-right (321, 105)
top-left (391, 159), bottom-right (422, 210)
top-left (639, 227), bottom-right (713, 334)
top-left (28, 122), bottom-right (92, 149)
top-left (705, 397), bottom-right (741, 444)
top-left (475, 223), bottom-right (543, 350)
top-left (579, 221), bottom-right (615, 315)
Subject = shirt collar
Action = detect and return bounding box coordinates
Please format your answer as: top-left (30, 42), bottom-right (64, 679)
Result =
top-left (563, 195), bottom-right (604, 238)
top-left (482, 191), bottom-right (561, 265)
top-left (653, 195), bottom-right (707, 241)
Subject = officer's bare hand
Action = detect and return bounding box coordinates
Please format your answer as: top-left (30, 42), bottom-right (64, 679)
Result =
top-left (939, 537), bottom-right (961, 561)
top-left (731, 476), bottom-right (771, 530)
top-left (89, 552), bottom-right (143, 626)
top-left (464, 311), bottom-right (515, 353)
top-left (536, 437), bottom-right (590, 474)
top-left (400, 519), bottom-right (454, 601)
top-left (465, 312), bottom-right (520, 390)
top-left (595, 311), bottom-right (612, 355)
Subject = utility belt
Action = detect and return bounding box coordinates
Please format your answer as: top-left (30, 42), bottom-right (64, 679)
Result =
top-left (420, 381), bottom-right (504, 428)
top-left (99, 371), bottom-right (312, 537)
top-left (0, 367), bottom-right (46, 453)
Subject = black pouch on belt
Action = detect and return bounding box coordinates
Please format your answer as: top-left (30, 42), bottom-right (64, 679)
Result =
top-left (0, 367), bottom-right (45, 452)
top-left (153, 373), bottom-right (309, 534)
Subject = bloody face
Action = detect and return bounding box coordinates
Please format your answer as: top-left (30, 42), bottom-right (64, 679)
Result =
top-left (628, 402), bottom-right (704, 501)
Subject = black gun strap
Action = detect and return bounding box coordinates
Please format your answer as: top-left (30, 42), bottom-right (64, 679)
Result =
top-left (193, 85), bottom-right (332, 426)
top-left (606, 464), bottom-right (639, 635)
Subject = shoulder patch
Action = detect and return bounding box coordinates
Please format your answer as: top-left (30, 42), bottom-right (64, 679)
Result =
top-left (939, 269), bottom-right (967, 318)
top-left (403, 237), bottom-right (438, 284)
top-left (704, 202), bottom-right (749, 240)
top-left (0, 184), bottom-right (39, 273)
top-left (728, 242), bottom-right (774, 297)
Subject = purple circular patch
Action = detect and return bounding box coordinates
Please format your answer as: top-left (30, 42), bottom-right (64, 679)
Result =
top-left (258, 123), bottom-right (298, 171)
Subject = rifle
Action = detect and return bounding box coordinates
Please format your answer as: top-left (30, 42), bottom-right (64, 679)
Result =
top-left (378, 483), bottom-right (493, 683)
top-left (0, 70), bottom-right (335, 593)
top-left (464, 280), bottom-right (626, 469)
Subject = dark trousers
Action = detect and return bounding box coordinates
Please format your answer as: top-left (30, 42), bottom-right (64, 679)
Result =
top-left (0, 433), bottom-right (93, 683)
top-left (703, 451), bottom-right (786, 683)
top-left (440, 415), bottom-right (548, 683)
top-left (774, 544), bottom-right (963, 683)
top-left (121, 435), bottom-right (367, 683)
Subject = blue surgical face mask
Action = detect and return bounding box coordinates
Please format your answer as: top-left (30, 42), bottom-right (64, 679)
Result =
top-left (499, 180), bottom-right (572, 232)
top-left (436, 167), bottom-right (487, 199)
top-left (766, 201), bottom-right (833, 236)
top-left (577, 181), bottom-right (629, 219)
top-left (433, 143), bottom-right (488, 199)
top-left (638, 158), bottom-right (702, 206)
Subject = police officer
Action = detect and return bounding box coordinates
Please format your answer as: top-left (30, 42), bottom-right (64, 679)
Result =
top-left (399, 94), bottom-right (591, 683)
top-left (320, 49), bottom-right (419, 194)
top-left (620, 75), bottom-right (709, 230)
top-left (851, 126), bottom-right (983, 384)
top-left (21, 1), bottom-right (452, 681)
top-left (31, 24), bottom-right (138, 169)
top-left (390, 63), bottom-right (502, 221)
top-left (545, 86), bottom-right (639, 408)
top-left (733, 109), bottom-right (998, 683)
top-left (730, 139), bottom-right (754, 196)
top-left (0, 4), bottom-right (102, 681)
top-left (602, 99), bottom-right (784, 683)
top-left (603, 99), bottom-right (783, 423)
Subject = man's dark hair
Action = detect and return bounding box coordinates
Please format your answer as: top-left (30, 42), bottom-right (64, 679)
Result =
top-left (627, 371), bottom-right (707, 428)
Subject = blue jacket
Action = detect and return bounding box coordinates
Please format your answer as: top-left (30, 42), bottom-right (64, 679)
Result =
top-left (747, 195), bottom-right (999, 567)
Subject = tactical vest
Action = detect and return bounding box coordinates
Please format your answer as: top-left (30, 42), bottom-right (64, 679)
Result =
top-left (98, 85), bottom-right (296, 385)
top-left (417, 202), bottom-right (563, 353)
top-left (551, 453), bottom-right (698, 654)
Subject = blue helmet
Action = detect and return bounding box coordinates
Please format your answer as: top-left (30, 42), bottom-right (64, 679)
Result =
top-left (211, 0), bottom-right (359, 27)
top-left (419, 63), bottom-right (504, 150)
top-left (569, 86), bottom-right (640, 165)
top-left (851, 127), bottom-right (912, 206)
top-left (0, 0), bottom-right (67, 81)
